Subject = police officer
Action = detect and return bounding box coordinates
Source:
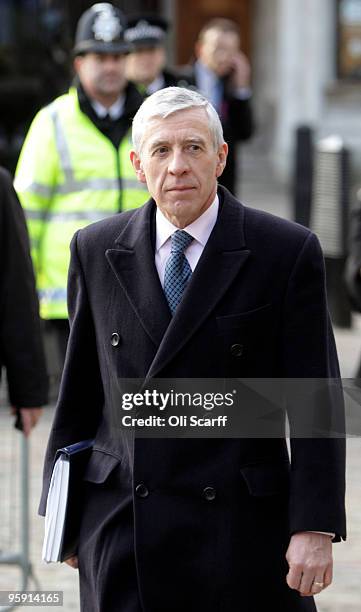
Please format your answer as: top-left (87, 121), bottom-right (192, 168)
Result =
top-left (15, 3), bottom-right (146, 364)
top-left (125, 15), bottom-right (185, 95)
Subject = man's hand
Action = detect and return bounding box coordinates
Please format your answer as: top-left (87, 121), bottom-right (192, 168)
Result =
top-left (65, 556), bottom-right (78, 569)
top-left (11, 407), bottom-right (43, 437)
top-left (286, 532), bottom-right (333, 596)
top-left (229, 51), bottom-right (251, 89)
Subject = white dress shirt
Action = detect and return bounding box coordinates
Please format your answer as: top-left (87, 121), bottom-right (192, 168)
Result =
top-left (91, 95), bottom-right (125, 120)
top-left (155, 194), bottom-right (219, 288)
top-left (194, 61), bottom-right (223, 112)
top-left (194, 60), bottom-right (252, 114)
top-left (147, 75), bottom-right (166, 95)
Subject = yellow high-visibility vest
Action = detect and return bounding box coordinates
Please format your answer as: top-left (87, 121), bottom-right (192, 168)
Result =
top-left (15, 87), bottom-right (147, 319)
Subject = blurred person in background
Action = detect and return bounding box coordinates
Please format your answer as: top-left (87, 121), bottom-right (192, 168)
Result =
top-left (182, 18), bottom-right (254, 195)
top-left (125, 15), bottom-right (185, 95)
top-left (15, 2), bottom-right (146, 368)
top-left (0, 167), bottom-right (48, 436)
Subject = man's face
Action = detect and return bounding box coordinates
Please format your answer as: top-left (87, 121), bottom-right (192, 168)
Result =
top-left (126, 46), bottom-right (166, 85)
top-left (130, 107), bottom-right (228, 228)
top-left (74, 52), bottom-right (127, 99)
top-left (197, 29), bottom-right (240, 77)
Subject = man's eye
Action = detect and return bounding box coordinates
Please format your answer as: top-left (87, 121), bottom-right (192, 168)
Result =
top-left (188, 144), bottom-right (201, 152)
top-left (155, 147), bottom-right (168, 155)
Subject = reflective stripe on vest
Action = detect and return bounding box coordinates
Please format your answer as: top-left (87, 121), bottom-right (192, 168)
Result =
top-left (47, 105), bottom-right (146, 195)
top-left (39, 288), bottom-right (68, 303)
top-left (25, 209), bottom-right (116, 222)
top-left (48, 104), bottom-right (73, 183)
top-left (22, 177), bottom-right (143, 198)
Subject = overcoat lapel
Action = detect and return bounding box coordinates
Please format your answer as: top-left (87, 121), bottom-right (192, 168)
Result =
top-left (105, 201), bottom-right (171, 347)
top-left (105, 187), bottom-right (251, 377)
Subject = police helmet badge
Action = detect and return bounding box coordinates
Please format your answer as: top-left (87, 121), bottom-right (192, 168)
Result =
top-left (92, 5), bottom-right (122, 42)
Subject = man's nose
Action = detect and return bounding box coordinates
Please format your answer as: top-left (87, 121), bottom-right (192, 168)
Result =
top-left (168, 151), bottom-right (189, 175)
top-left (103, 56), bottom-right (124, 70)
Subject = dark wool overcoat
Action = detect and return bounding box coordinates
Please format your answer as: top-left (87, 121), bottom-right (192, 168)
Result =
top-left (40, 186), bottom-right (346, 612)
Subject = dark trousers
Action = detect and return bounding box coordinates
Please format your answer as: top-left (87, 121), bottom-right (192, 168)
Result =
top-left (48, 318), bottom-right (70, 364)
top-left (43, 319), bottom-right (69, 401)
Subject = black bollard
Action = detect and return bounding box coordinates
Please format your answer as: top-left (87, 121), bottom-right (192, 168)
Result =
top-left (293, 125), bottom-right (314, 228)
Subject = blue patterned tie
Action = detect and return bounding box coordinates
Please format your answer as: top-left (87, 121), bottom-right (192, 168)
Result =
top-left (164, 230), bottom-right (194, 315)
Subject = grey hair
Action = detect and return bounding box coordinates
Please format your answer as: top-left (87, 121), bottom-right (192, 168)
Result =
top-left (132, 86), bottom-right (224, 153)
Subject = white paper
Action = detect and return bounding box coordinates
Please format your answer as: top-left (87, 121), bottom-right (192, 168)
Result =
top-left (42, 455), bottom-right (70, 563)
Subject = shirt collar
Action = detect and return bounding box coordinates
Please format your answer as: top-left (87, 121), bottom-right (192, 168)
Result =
top-left (194, 60), bottom-right (219, 87)
top-left (194, 61), bottom-right (223, 111)
top-left (156, 194), bottom-right (219, 252)
top-left (147, 74), bottom-right (166, 95)
top-left (91, 95), bottom-right (125, 119)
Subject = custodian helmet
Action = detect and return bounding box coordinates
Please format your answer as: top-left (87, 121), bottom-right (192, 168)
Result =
top-left (73, 3), bottom-right (130, 56)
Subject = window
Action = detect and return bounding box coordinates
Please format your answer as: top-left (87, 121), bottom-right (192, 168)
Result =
top-left (338, 0), bottom-right (361, 79)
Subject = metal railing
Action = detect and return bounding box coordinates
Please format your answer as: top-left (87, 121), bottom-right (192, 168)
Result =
top-left (0, 427), bottom-right (41, 611)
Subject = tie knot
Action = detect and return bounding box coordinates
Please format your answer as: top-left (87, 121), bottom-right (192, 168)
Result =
top-left (171, 230), bottom-right (193, 254)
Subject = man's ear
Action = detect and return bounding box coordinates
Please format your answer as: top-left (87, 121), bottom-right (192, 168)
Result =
top-left (130, 150), bottom-right (146, 184)
top-left (73, 56), bottom-right (82, 75)
top-left (215, 143), bottom-right (228, 178)
top-left (194, 40), bottom-right (202, 60)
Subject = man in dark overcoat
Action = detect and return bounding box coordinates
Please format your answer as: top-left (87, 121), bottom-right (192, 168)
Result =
top-left (39, 87), bottom-right (346, 612)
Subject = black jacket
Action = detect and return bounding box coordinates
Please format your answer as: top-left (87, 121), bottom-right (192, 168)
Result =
top-left (131, 68), bottom-right (196, 96)
top-left (40, 186), bottom-right (345, 612)
top-left (0, 167), bottom-right (48, 407)
top-left (160, 68), bottom-right (191, 88)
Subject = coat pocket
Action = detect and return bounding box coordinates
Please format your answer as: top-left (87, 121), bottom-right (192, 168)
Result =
top-left (83, 449), bottom-right (122, 484)
top-left (240, 460), bottom-right (290, 496)
top-left (216, 303), bottom-right (272, 331)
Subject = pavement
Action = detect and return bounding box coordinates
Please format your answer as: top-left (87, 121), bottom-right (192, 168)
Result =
top-left (1, 152), bottom-right (360, 611)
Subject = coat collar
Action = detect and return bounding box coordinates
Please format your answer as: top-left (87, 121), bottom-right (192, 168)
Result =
top-left (105, 185), bottom-right (251, 378)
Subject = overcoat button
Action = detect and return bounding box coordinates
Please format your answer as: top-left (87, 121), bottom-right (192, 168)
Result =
top-left (111, 332), bottom-right (120, 346)
top-left (135, 483), bottom-right (149, 498)
top-left (230, 343), bottom-right (243, 357)
top-left (203, 486), bottom-right (216, 501)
